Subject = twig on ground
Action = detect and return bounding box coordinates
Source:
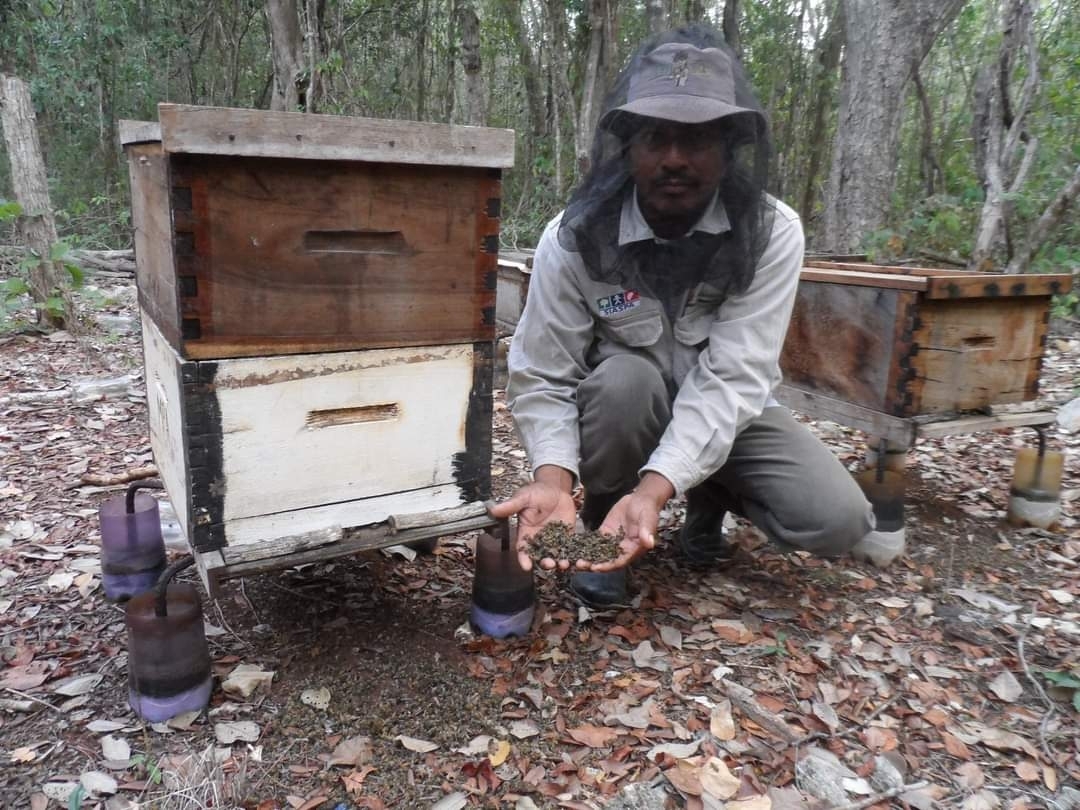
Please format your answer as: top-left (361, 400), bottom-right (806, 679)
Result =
top-left (793, 692), bottom-right (903, 747)
top-left (1017, 611), bottom-right (1057, 761)
top-left (4, 687), bottom-right (62, 714)
top-left (718, 678), bottom-right (799, 743)
top-left (831, 780), bottom-right (928, 810)
top-left (80, 465), bottom-right (158, 486)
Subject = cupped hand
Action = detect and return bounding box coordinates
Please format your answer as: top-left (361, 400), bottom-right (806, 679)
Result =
top-left (488, 481), bottom-right (578, 571)
top-left (584, 490), bottom-right (660, 572)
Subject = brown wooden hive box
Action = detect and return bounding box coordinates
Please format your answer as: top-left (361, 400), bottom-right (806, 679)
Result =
top-left (780, 261), bottom-right (1073, 419)
top-left (120, 105), bottom-right (514, 586)
top-left (121, 104), bottom-right (512, 360)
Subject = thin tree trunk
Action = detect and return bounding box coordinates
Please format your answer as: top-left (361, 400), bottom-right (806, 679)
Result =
top-left (267, 0), bottom-right (304, 111)
top-left (0, 75), bottom-right (79, 331)
top-left (912, 64), bottom-right (943, 197)
top-left (416, 0), bottom-right (430, 120)
top-left (645, 0), bottom-right (665, 34)
top-left (1007, 163), bottom-right (1080, 274)
top-left (822, 0), bottom-right (967, 253)
top-left (970, 0), bottom-right (1039, 271)
top-left (800, 0), bottom-right (843, 229)
top-left (459, 0), bottom-right (484, 125)
top-left (723, 0), bottom-right (741, 58)
top-left (576, 0), bottom-right (617, 177)
top-left (303, 0), bottom-right (324, 112)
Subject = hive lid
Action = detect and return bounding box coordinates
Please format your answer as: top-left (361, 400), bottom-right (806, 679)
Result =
top-left (119, 103), bottom-right (515, 169)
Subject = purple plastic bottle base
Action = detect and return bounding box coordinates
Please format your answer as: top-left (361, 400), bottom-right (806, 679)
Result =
top-left (129, 676), bottom-right (212, 723)
top-left (103, 569), bottom-right (165, 602)
top-left (470, 603), bottom-right (534, 639)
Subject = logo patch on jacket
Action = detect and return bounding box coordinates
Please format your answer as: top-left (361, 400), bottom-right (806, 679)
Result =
top-left (596, 290), bottom-right (641, 317)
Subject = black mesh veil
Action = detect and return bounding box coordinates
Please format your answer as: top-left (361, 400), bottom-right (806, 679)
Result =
top-left (557, 25), bottom-right (774, 304)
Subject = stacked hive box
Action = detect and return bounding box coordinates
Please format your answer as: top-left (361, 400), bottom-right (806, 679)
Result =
top-left (778, 260), bottom-right (1072, 440)
top-left (121, 105), bottom-right (514, 593)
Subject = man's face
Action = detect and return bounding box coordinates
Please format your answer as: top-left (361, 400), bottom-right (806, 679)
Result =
top-left (628, 119), bottom-right (726, 237)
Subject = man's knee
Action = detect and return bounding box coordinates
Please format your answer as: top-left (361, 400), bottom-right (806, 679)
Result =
top-left (750, 473), bottom-right (873, 557)
top-left (579, 353), bottom-right (666, 409)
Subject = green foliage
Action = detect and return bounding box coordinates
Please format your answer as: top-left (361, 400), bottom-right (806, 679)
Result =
top-left (1043, 669), bottom-right (1080, 712)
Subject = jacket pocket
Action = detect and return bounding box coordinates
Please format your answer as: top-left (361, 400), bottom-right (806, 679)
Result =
top-left (599, 310), bottom-right (664, 348)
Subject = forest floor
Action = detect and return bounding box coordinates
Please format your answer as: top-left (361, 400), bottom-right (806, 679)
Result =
top-left (1, 277), bottom-right (1079, 810)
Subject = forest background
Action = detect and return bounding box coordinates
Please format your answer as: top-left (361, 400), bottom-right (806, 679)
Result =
top-left (1, 0), bottom-right (1079, 328)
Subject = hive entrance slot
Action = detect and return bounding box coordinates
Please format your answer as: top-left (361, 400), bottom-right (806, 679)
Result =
top-left (306, 403), bottom-right (401, 428)
top-left (303, 230), bottom-right (407, 255)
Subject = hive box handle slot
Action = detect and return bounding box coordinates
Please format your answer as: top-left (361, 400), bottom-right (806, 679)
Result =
top-left (306, 404), bottom-right (400, 428)
top-left (303, 230), bottom-right (408, 255)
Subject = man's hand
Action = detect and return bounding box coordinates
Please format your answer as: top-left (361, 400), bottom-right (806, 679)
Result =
top-left (587, 472), bottom-right (675, 572)
top-left (488, 466), bottom-right (577, 571)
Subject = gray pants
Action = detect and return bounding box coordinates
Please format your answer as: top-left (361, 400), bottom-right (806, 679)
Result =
top-left (578, 354), bottom-right (873, 556)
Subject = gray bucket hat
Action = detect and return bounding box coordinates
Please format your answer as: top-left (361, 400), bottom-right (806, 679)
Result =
top-left (599, 42), bottom-right (763, 130)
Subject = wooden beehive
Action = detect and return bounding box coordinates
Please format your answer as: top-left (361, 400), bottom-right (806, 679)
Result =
top-left (121, 105), bottom-right (514, 590)
top-left (780, 261), bottom-right (1072, 418)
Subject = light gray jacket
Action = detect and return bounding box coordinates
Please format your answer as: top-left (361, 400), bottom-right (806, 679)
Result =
top-left (507, 192), bottom-right (805, 496)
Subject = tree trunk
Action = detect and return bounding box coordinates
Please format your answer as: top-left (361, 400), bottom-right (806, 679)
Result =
top-left (303, 0), bottom-right (324, 112)
top-left (723, 0), bottom-right (742, 58)
top-left (1007, 163), bottom-right (1080, 274)
top-left (416, 0), bottom-right (430, 120)
top-left (459, 0), bottom-right (484, 126)
top-left (576, 0), bottom-right (616, 177)
top-left (267, 0), bottom-right (305, 111)
top-left (800, 0), bottom-right (843, 230)
top-left (501, 0), bottom-right (545, 136)
top-left (0, 75), bottom-right (78, 332)
top-left (645, 0), bottom-right (665, 34)
top-left (970, 0), bottom-right (1040, 271)
top-left (822, 0), bottom-right (967, 253)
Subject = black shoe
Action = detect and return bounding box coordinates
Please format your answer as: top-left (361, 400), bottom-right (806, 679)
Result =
top-left (569, 569), bottom-right (629, 608)
top-left (678, 490), bottom-right (734, 565)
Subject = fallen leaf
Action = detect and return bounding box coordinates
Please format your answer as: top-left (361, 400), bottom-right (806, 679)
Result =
top-left (659, 625), bottom-right (683, 650)
top-left (329, 735), bottom-right (374, 767)
top-left (988, 671), bottom-right (1023, 702)
top-left (1014, 760), bottom-right (1040, 782)
top-left (631, 640), bottom-right (669, 671)
top-left (962, 789), bottom-right (1001, 810)
top-left (509, 720), bottom-right (540, 739)
top-left (0, 661), bottom-right (50, 690)
top-left (942, 731), bottom-right (972, 760)
top-left (300, 687), bottom-right (330, 710)
top-left (101, 736), bottom-right (130, 761)
top-left (41, 782), bottom-right (79, 802)
top-left (811, 701), bottom-right (840, 732)
top-left (700, 757), bottom-right (740, 800)
top-left (52, 673), bottom-right (103, 697)
top-left (566, 725), bottom-right (619, 748)
top-left (10, 747), bottom-right (37, 763)
top-left (80, 770), bottom-right (118, 796)
top-left (647, 739), bottom-right (702, 760)
top-left (1042, 765), bottom-right (1058, 791)
top-left (954, 762), bottom-right (985, 789)
top-left (728, 797), bottom-right (772, 810)
top-left (710, 699), bottom-right (736, 741)
top-left (45, 571), bottom-right (75, 591)
top-left (975, 726), bottom-right (1040, 759)
top-left (213, 721), bottom-right (260, 744)
top-left (431, 792), bottom-right (468, 810)
top-left (712, 620), bottom-right (754, 643)
top-left (341, 766), bottom-right (376, 796)
top-left (221, 664), bottom-right (274, 698)
top-left (664, 759), bottom-right (702, 797)
top-left (395, 735), bottom-right (439, 753)
top-left (489, 740), bottom-right (511, 767)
